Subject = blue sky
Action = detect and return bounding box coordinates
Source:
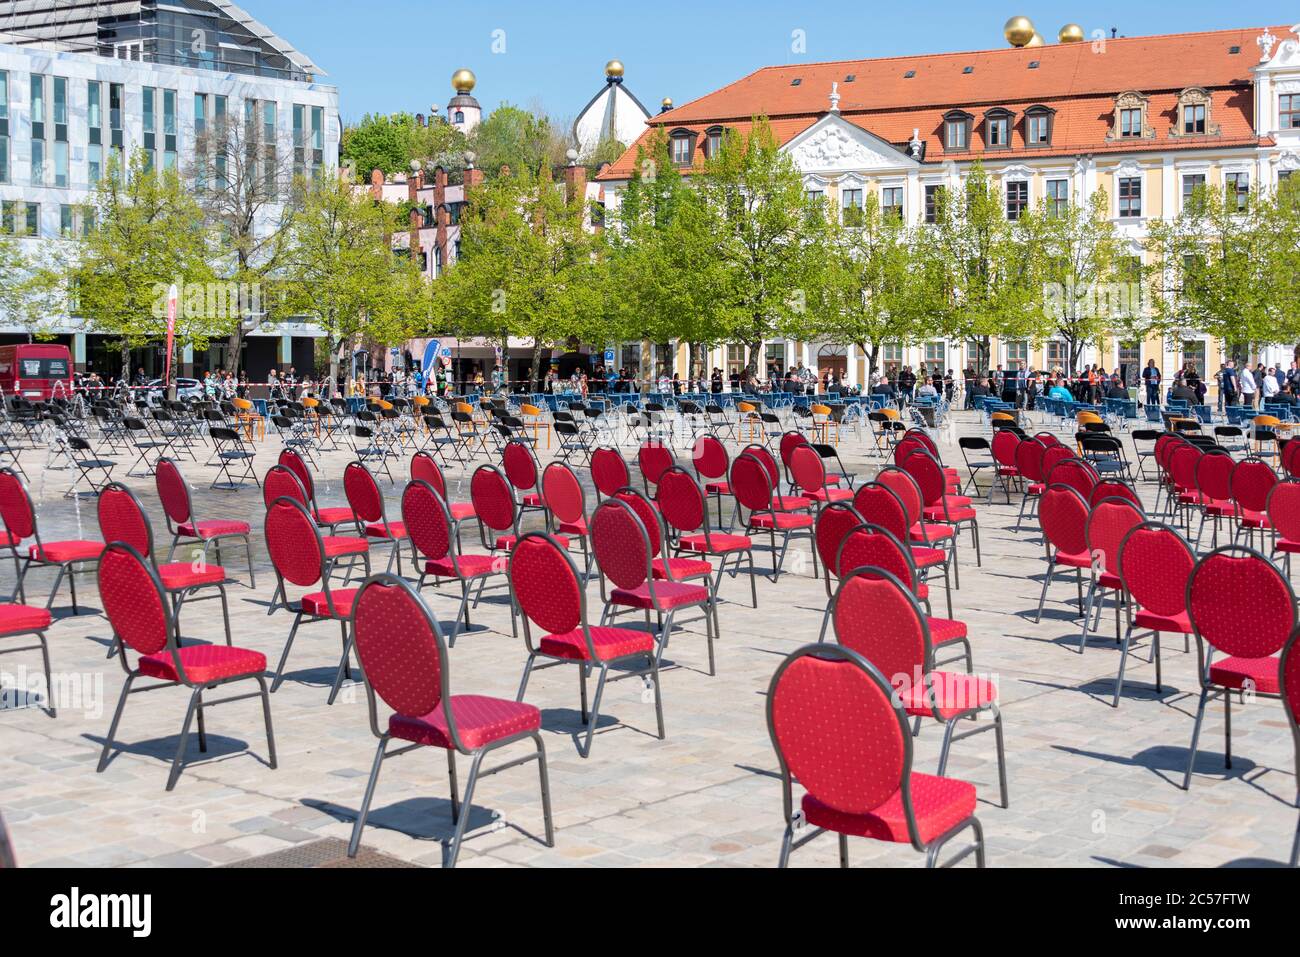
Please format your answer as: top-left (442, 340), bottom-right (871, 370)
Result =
top-left (253, 1), bottom-right (1298, 123)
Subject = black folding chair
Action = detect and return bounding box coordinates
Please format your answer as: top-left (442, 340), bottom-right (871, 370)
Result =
top-left (65, 436), bottom-right (116, 498)
top-left (209, 427), bottom-right (260, 490)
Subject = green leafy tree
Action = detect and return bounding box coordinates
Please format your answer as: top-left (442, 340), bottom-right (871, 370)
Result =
top-left (468, 106), bottom-right (555, 180)
top-left (278, 176), bottom-right (425, 396)
top-left (341, 112), bottom-right (466, 182)
top-left (693, 117), bottom-right (829, 377)
top-left (69, 150), bottom-right (214, 385)
top-left (0, 231), bottom-right (68, 343)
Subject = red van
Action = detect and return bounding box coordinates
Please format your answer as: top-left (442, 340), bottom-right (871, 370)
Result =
top-left (0, 344), bottom-right (74, 400)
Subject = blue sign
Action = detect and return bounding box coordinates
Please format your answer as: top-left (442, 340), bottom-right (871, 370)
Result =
top-left (604, 349), bottom-right (615, 362)
top-left (440, 347), bottom-right (452, 358)
top-left (421, 340), bottom-right (440, 372)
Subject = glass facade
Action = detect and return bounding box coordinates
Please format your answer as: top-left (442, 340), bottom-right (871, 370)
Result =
top-left (0, 71), bottom-right (8, 185)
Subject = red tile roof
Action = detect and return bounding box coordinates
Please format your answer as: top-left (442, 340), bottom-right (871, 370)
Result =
top-left (597, 26), bottom-right (1276, 181)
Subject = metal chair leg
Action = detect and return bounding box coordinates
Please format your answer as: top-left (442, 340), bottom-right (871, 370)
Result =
top-left (1182, 687), bottom-right (1212, 790)
top-left (347, 739), bottom-right (387, 858)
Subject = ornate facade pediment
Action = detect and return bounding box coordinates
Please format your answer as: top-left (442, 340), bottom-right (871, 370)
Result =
top-left (784, 114), bottom-right (920, 174)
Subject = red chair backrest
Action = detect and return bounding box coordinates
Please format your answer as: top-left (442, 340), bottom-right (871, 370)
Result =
top-left (613, 488), bottom-right (664, 554)
top-left (1040, 443), bottom-right (1073, 480)
top-left (1085, 497), bottom-right (1145, 576)
top-left (657, 467), bottom-right (705, 535)
top-left (343, 462), bottom-right (384, 524)
top-left (892, 436), bottom-right (927, 470)
top-left (1035, 432), bottom-right (1063, 448)
top-left (470, 466), bottom-right (516, 534)
top-left (1188, 547), bottom-right (1297, 659)
top-left (1089, 479), bottom-right (1140, 509)
top-left (263, 464), bottom-right (309, 511)
top-left (638, 441), bottom-right (674, 490)
top-left (97, 484), bottom-right (152, 557)
top-left (1039, 484), bottom-right (1089, 556)
top-left (278, 448), bottom-right (314, 499)
top-left (402, 480), bottom-right (451, 562)
top-left (411, 451), bottom-right (446, 497)
top-left (1044, 457), bottom-right (1097, 499)
top-left (155, 458), bottom-right (192, 525)
top-left (0, 469), bottom-right (35, 541)
top-left (591, 499), bottom-right (652, 591)
top-left (836, 524), bottom-right (917, 590)
top-left (832, 567), bottom-right (928, 686)
top-left (1267, 480), bottom-right (1300, 544)
top-left (1118, 522), bottom-right (1195, 618)
top-left (264, 496), bottom-right (325, 588)
top-left (1154, 434), bottom-right (1184, 480)
top-left (851, 482), bottom-right (910, 543)
top-left (789, 444), bottom-right (828, 495)
top-left (1014, 439), bottom-right (1046, 484)
top-left (875, 467), bottom-right (923, 529)
top-left (1194, 450), bottom-right (1233, 504)
top-left (1230, 458), bottom-right (1278, 514)
top-left (1283, 440), bottom-right (1300, 479)
top-left (352, 575), bottom-right (446, 719)
top-left (502, 440), bottom-right (538, 494)
top-left (731, 453), bottom-right (774, 513)
top-left (591, 448), bottom-right (630, 498)
top-left (741, 444), bottom-right (781, 490)
top-left (898, 448), bottom-right (946, 508)
top-left (1168, 443), bottom-right (1203, 493)
top-left (1281, 629), bottom-right (1300, 757)
top-left (98, 543), bottom-right (168, 657)
top-left (691, 435), bottom-right (729, 482)
top-left (542, 462), bottom-right (586, 528)
top-left (992, 429), bottom-right (1021, 469)
top-left (814, 503), bottom-right (865, 577)
top-left (510, 533), bottom-right (583, 634)
top-left (904, 428), bottom-right (940, 459)
top-left (778, 431), bottom-right (809, 472)
top-left (768, 645), bottom-right (909, 817)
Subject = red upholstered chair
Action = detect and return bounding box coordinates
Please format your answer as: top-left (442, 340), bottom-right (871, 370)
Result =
top-left (1014, 438), bottom-right (1047, 531)
top-left (836, 523), bottom-right (971, 671)
top-left (1193, 449), bottom-right (1237, 549)
top-left (778, 431), bottom-right (810, 486)
top-left (1280, 628), bottom-right (1300, 866)
top-left (345, 572), bottom-right (552, 866)
top-left (1282, 439), bottom-right (1300, 480)
top-left (278, 448), bottom-right (358, 532)
top-left (1230, 457), bottom-right (1279, 551)
top-left (1268, 480), bottom-right (1300, 580)
top-left (638, 440), bottom-right (675, 499)
top-left (1034, 431), bottom-right (1063, 448)
top-left (511, 532), bottom-right (663, 758)
top-left (0, 467), bottom-right (102, 613)
top-left (262, 463), bottom-right (310, 511)
top-left (590, 498), bottom-right (716, 675)
top-left (615, 486), bottom-right (711, 587)
top-left (155, 457), bottom-right (255, 587)
top-left (741, 443), bottom-right (812, 513)
top-left (502, 439), bottom-right (546, 521)
top-left (901, 448), bottom-right (981, 567)
top-left (814, 502), bottom-right (865, 602)
top-left (1183, 546), bottom-right (1298, 790)
top-left (1114, 521), bottom-right (1195, 707)
top-left (766, 643), bottom-right (986, 868)
top-left (853, 481), bottom-right (953, 619)
top-left (732, 452), bottom-right (817, 583)
top-left (411, 450), bottom-right (477, 532)
top-left (1166, 442), bottom-right (1204, 534)
top-left (0, 601), bottom-right (54, 716)
top-left (541, 462), bottom-right (591, 574)
top-left (469, 464), bottom-right (568, 555)
top-left (591, 447), bottom-right (630, 502)
top-left (894, 435), bottom-right (959, 494)
top-left (343, 461), bottom-right (407, 575)
top-left (1089, 478), bottom-right (1141, 510)
top-left (264, 495), bottom-right (370, 700)
top-left (1034, 483), bottom-right (1091, 624)
top-left (96, 542), bottom-right (275, 791)
top-left (403, 480), bottom-right (504, 645)
top-left (790, 444), bottom-right (853, 507)
top-left (657, 466), bottom-right (757, 607)
top-left (875, 466), bottom-right (959, 575)
top-left (832, 567), bottom-right (1008, 807)
top-left (1152, 433), bottom-right (1185, 515)
top-left (98, 482), bottom-right (232, 646)
top-left (1080, 496), bottom-right (1146, 651)
top-left (1044, 456), bottom-right (1099, 503)
top-left (690, 434), bottom-right (733, 528)
top-left (990, 429), bottom-right (1022, 504)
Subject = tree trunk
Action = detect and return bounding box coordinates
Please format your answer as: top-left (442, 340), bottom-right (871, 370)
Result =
top-left (327, 338), bottom-right (339, 401)
top-left (745, 338), bottom-right (762, 379)
top-left (639, 337), bottom-right (652, 395)
top-left (530, 339), bottom-right (545, 392)
top-left (226, 326), bottom-right (243, 378)
top-left (120, 341), bottom-right (131, 387)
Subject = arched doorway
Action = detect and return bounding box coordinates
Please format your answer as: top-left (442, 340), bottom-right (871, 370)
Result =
top-left (816, 344), bottom-right (848, 385)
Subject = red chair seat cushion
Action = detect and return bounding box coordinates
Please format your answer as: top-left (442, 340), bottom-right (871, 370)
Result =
top-left (158, 563), bottom-right (226, 589)
top-left (365, 521), bottom-right (407, 540)
top-left (495, 534), bottom-right (569, 551)
top-left (923, 504), bottom-right (977, 523)
top-left (911, 524), bottom-right (955, 542)
top-left (653, 556), bottom-right (713, 580)
top-left (179, 519), bottom-right (250, 539)
top-left (300, 588), bottom-right (359, 619)
top-left (1276, 538), bottom-right (1300, 554)
top-left (997, 465), bottom-right (1020, 477)
top-left (806, 488), bottom-right (854, 503)
top-left (911, 547), bottom-right (946, 568)
top-left (0, 604), bottom-right (51, 635)
top-left (1240, 509), bottom-right (1272, 529)
top-left (1028, 483), bottom-right (1045, 495)
top-left (1203, 500), bottom-right (1235, 517)
top-left (1209, 655), bottom-right (1280, 694)
top-left (1055, 550), bottom-right (1092, 569)
top-left (825, 474), bottom-right (845, 486)
top-left (315, 507), bottom-right (358, 526)
top-left (0, 530), bottom-right (18, 548)
top-left (704, 481), bottom-right (731, 495)
top-left (424, 554), bottom-right (500, 579)
top-left (928, 617), bottom-right (968, 645)
top-left (801, 773), bottom-right (977, 845)
top-left (539, 626), bottom-right (654, 662)
top-left (679, 533), bottom-right (752, 554)
top-left (389, 695), bottom-right (541, 751)
top-left (450, 502), bottom-right (477, 522)
top-left (521, 493), bottom-right (543, 507)
top-left (323, 536), bottom-right (370, 558)
top-left (750, 512), bottom-right (814, 530)
top-left (558, 519), bottom-right (588, 537)
top-left (900, 671), bottom-right (998, 720)
top-left (139, 644), bottom-right (267, 684)
top-left (1134, 608), bottom-right (1192, 634)
top-left (29, 540), bottom-right (103, 563)
top-left (773, 495), bottom-right (813, 512)
top-left (611, 581), bottom-right (710, 610)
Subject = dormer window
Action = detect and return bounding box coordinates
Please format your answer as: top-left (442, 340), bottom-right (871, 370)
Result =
top-left (943, 110), bottom-right (972, 151)
top-left (1024, 105), bottom-right (1055, 146)
top-left (984, 108), bottom-right (1013, 149)
top-left (670, 130), bottom-right (696, 166)
top-left (1171, 88), bottom-right (1218, 138)
top-left (1183, 103), bottom-right (1205, 134)
top-left (1109, 91), bottom-right (1152, 141)
top-left (703, 126), bottom-right (724, 158)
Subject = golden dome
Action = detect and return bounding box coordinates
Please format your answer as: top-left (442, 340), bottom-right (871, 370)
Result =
top-left (1059, 23), bottom-right (1085, 43)
top-left (1004, 15), bottom-right (1036, 47)
top-left (451, 68), bottom-right (476, 94)
top-left (605, 59), bottom-right (625, 79)
top-left (661, 97), bottom-right (673, 108)
top-left (1025, 31), bottom-right (1046, 47)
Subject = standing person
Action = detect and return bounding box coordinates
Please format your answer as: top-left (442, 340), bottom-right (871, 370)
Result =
top-left (1221, 359), bottom-right (1238, 407)
top-left (963, 366), bottom-right (976, 410)
top-left (944, 369), bottom-right (955, 404)
top-left (1239, 362), bottom-right (1257, 409)
top-left (1264, 366), bottom-right (1281, 402)
top-left (898, 365), bottom-right (916, 406)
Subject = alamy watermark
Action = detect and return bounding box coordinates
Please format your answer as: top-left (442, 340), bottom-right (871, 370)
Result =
top-left (1043, 280), bottom-right (1144, 321)
top-left (151, 282), bottom-right (263, 322)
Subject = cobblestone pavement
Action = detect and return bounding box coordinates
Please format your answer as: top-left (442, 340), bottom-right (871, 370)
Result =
top-left (0, 409), bottom-right (1295, 868)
